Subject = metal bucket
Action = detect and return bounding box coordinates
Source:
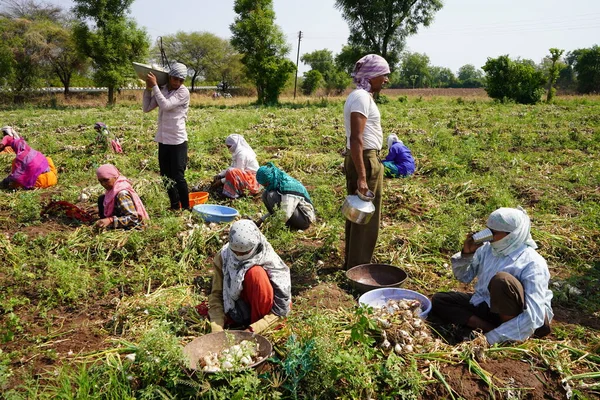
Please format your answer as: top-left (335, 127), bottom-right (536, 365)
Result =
top-left (342, 190), bottom-right (375, 224)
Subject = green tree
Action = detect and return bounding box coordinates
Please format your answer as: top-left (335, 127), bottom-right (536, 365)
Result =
top-left (0, 0), bottom-right (63, 22)
top-left (0, 18), bottom-right (48, 103)
top-left (428, 66), bottom-right (456, 88)
top-left (544, 48), bottom-right (565, 102)
top-left (230, 0), bottom-right (296, 105)
top-left (457, 64), bottom-right (484, 88)
top-left (335, 44), bottom-right (366, 74)
top-left (482, 55), bottom-right (546, 104)
top-left (158, 31), bottom-right (239, 92)
top-left (334, 0), bottom-right (443, 69)
top-left (573, 45), bottom-right (600, 94)
top-left (301, 69), bottom-right (323, 95)
top-left (43, 22), bottom-right (89, 96)
top-left (397, 51), bottom-right (430, 88)
top-left (302, 49), bottom-right (351, 95)
top-left (72, 0), bottom-right (149, 105)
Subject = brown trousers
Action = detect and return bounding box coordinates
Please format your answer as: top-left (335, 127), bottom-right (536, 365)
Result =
top-left (344, 150), bottom-right (383, 269)
top-left (431, 272), bottom-right (550, 338)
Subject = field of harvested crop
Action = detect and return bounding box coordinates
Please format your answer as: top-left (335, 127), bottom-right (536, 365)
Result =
top-left (0, 93), bottom-right (599, 398)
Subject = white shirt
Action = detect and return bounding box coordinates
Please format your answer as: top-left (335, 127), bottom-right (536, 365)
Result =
top-left (451, 242), bottom-right (553, 345)
top-left (142, 85), bottom-right (190, 145)
top-left (280, 193), bottom-right (316, 223)
top-left (343, 89), bottom-right (383, 151)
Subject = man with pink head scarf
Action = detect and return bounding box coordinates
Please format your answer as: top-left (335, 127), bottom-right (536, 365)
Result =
top-left (342, 54), bottom-right (390, 269)
top-left (95, 164), bottom-right (149, 230)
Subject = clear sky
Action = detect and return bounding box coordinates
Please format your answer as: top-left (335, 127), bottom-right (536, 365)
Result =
top-left (51, 0), bottom-right (600, 74)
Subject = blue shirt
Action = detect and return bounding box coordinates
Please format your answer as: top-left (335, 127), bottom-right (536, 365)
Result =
top-left (451, 242), bottom-right (553, 345)
top-left (383, 142), bottom-right (415, 176)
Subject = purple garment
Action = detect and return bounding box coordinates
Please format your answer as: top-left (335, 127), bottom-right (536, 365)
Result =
top-left (352, 54), bottom-right (390, 92)
top-left (8, 138), bottom-right (49, 189)
top-left (384, 142), bottom-right (415, 176)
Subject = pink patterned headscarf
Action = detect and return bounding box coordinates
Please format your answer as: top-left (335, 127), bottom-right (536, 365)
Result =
top-left (3, 136), bottom-right (49, 189)
top-left (352, 54), bottom-right (390, 92)
top-left (96, 164), bottom-right (149, 220)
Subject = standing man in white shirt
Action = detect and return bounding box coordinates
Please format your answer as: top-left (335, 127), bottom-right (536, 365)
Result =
top-left (144, 62), bottom-right (191, 211)
top-left (343, 54), bottom-right (390, 269)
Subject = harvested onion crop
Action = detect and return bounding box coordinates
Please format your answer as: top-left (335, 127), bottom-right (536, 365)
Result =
top-left (371, 299), bottom-right (441, 354)
top-left (201, 340), bottom-right (263, 372)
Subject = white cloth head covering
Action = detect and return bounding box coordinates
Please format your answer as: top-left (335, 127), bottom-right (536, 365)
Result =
top-left (226, 134), bottom-right (253, 156)
top-left (221, 220), bottom-right (291, 316)
top-left (387, 134), bottom-right (402, 149)
top-left (224, 133), bottom-right (258, 172)
top-left (1, 126), bottom-right (20, 139)
top-left (352, 54), bottom-right (390, 92)
top-left (487, 206), bottom-right (537, 257)
top-left (168, 62), bottom-right (187, 79)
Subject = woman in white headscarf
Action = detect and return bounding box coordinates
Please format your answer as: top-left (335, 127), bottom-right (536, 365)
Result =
top-left (383, 134), bottom-right (415, 178)
top-left (208, 220), bottom-right (291, 334)
top-left (1, 126), bottom-right (20, 154)
top-left (211, 134), bottom-right (261, 198)
top-left (430, 207), bottom-right (553, 345)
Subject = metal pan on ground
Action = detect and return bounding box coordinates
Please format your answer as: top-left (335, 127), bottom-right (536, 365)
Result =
top-left (183, 331), bottom-right (272, 373)
top-left (132, 62), bottom-right (169, 86)
top-left (346, 263), bottom-right (408, 294)
top-left (358, 288), bottom-right (432, 318)
top-left (192, 204), bottom-right (239, 223)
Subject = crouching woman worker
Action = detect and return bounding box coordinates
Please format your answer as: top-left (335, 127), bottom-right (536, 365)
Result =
top-left (255, 162), bottom-right (315, 230)
top-left (208, 220), bottom-right (291, 334)
top-left (0, 135), bottom-right (57, 189)
top-left (383, 134), bottom-right (415, 178)
top-left (95, 164), bottom-right (149, 230)
top-left (211, 134), bottom-right (261, 199)
top-left (430, 207), bottom-right (553, 345)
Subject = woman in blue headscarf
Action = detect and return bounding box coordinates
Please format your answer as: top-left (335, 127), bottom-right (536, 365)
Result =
top-left (255, 162), bottom-right (315, 230)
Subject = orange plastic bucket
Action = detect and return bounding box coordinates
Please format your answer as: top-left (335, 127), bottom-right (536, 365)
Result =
top-left (189, 191), bottom-right (209, 207)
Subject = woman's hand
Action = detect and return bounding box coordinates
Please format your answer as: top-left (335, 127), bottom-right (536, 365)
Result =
top-left (94, 217), bottom-right (112, 229)
top-left (462, 233), bottom-right (482, 255)
top-left (211, 175), bottom-right (223, 188)
top-left (146, 72), bottom-right (157, 89)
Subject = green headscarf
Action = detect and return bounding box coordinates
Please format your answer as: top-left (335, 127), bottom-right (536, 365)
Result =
top-left (256, 162), bottom-right (312, 204)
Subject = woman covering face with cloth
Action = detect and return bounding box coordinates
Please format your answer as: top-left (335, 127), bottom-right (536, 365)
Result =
top-left (208, 220), bottom-right (291, 334)
top-left (430, 207), bottom-right (553, 345)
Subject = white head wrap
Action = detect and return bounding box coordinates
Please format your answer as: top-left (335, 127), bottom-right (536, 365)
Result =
top-left (487, 207), bottom-right (537, 257)
top-left (221, 220), bottom-right (291, 317)
top-left (387, 134), bottom-right (402, 149)
top-left (1, 126), bottom-right (20, 139)
top-left (168, 62), bottom-right (187, 80)
top-left (352, 54), bottom-right (390, 92)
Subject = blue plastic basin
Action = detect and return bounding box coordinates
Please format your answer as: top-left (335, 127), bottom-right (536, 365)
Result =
top-left (358, 288), bottom-right (432, 318)
top-left (192, 204), bottom-right (239, 223)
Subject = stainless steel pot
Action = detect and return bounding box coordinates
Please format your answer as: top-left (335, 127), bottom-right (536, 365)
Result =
top-left (342, 190), bottom-right (375, 224)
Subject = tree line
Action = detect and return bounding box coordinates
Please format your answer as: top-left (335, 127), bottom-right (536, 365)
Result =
top-left (0, 0), bottom-right (599, 106)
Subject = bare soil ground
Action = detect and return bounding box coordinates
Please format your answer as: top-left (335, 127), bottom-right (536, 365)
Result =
top-left (425, 359), bottom-right (566, 399)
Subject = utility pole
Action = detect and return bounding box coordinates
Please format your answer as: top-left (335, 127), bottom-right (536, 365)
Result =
top-left (293, 31), bottom-right (303, 100)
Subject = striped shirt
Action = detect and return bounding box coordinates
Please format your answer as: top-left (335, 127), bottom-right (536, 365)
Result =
top-left (451, 242), bottom-right (553, 344)
top-left (142, 84), bottom-right (190, 145)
